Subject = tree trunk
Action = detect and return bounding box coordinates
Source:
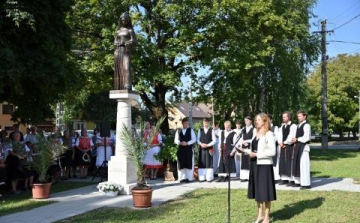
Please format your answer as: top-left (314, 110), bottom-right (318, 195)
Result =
top-left (339, 129), bottom-right (344, 140)
top-left (351, 129), bottom-right (357, 139)
top-left (140, 86), bottom-right (170, 135)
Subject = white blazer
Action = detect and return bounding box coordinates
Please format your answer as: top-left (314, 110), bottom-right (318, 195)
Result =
top-left (244, 131), bottom-right (276, 165)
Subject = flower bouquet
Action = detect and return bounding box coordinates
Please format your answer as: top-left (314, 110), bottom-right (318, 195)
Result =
top-left (97, 181), bottom-right (123, 197)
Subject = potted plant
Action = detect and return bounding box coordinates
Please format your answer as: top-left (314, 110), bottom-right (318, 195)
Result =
top-left (31, 133), bottom-right (67, 199)
top-left (97, 181), bottom-right (123, 197)
top-left (120, 116), bottom-right (165, 208)
top-left (154, 135), bottom-right (177, 181)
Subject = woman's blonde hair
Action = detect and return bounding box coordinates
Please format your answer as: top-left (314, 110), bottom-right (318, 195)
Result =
top-left (255, 113), bottom-right (271, 135)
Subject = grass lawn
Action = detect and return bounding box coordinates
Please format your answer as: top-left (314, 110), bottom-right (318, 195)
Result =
top-left (0, 181), bottom-right (95, 217)
top-left (58, 188), bottom-right (360, 223)
top-left (310, 149), bottom-right (360, 182)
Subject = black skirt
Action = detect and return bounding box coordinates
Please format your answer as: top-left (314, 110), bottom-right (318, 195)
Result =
top-left (61, 149), bottom-right (73, 167)
top-left (177, 146), bottom-right (193, 170)
top-left (279, 145), bottom-right (292, 177)
top-left (198, 147), bottom-right (213, 169)
top-left (5, 155), bottom-right (25, 180)
top-left (248, 160), bottom-right (276, 202)
top-left (75, 150), bottom-right (91, 167)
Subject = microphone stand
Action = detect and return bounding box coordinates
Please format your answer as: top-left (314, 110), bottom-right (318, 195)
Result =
top-left (226, 135), bottom-right (242, 223)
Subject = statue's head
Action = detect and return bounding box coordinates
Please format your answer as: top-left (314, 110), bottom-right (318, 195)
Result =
top-left (119, 12), bottom-right (132, 28)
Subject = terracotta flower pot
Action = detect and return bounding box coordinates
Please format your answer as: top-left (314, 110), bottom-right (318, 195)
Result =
top-left (164, 163), bottom-right (175, 181)
top-left (32, 182), bottom-right (52, 199)
top-left (193, 166), bottom-right (199, 180)
top-left (132, 188), bottom-right (153, 208)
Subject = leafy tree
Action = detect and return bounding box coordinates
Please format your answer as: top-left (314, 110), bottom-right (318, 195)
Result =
top-left (65, 0), bottom-right (224, 134)
top-left (196, 0), bottom-right (319, 125)
top-left (306, 54), bottom-right (360, 139)
top-left (65, 0), bottom-right (319, 132)
top-left (0, 0), bottom-right (80, 124)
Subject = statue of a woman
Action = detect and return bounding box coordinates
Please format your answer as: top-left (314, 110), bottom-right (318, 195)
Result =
top-left (114, 12), bottom-right (137, 90)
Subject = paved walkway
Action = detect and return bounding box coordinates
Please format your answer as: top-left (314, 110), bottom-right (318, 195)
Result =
top-left (1, 177), bottom-right (360, 223)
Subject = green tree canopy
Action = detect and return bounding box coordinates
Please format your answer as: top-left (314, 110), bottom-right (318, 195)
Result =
top-left (0, 0), bottom-right (80, 124)
top-left (196, 0), bottom-right (319, 125)
top-left (64, 0), bottom-right (319, 132)
top-left (306, 54), bottom-right (360, 138)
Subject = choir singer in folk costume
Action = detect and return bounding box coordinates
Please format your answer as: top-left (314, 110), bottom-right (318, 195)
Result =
top-left (277, 111), bottom-right (297, 185)
top-left (174, 118), bottom-right (196, 183)
top-left (239, 116), bottom-right (256, 182)
top-left (291, 110), bottom-right (311, 189)
top-left (233, 120), bottom-right (243, 178)
top-left (197, 118), bottom-right (216, 182)
top-left (143, 123), bottom-right (163, 180)
top-left (216, 121), bottom-right (237, 182)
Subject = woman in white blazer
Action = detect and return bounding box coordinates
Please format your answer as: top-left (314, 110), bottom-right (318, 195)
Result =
top-left (241, 113), bottom-right (276, 223)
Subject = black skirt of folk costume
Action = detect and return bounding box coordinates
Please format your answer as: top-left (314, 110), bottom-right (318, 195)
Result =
top-left (279, 144), bottom-right (293, 177)
top-left (75, 150), bottom-right (92, 167)
top-left (177, 145), bottom-right (193, 170)
top-left (248, 159), bottom-right (277, 202)
top-left (61, 149), bottom-right (74, 167)
top-left (198, 147), bottom-right (213, 169)
top-left (5, 155), bottom-right (25, 180)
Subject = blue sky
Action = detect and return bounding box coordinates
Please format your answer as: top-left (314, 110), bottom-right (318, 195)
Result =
top-left (311, 0), bottom-right (360, 57)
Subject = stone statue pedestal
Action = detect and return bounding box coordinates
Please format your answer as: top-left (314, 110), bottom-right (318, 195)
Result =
top-left (108, 90), bottom-right (139, 195)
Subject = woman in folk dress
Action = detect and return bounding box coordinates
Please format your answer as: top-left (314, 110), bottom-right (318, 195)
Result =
top-left (143, 122), bottom-right (163, 180)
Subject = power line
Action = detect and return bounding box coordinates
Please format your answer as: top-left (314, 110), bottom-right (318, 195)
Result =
top-left (327, 40), bottom-right (360, 45)
top-left (347, 48), bottom-right (360, 54)
top-left (332, 13), bottom-right (360, 31)
top-left (331, 0), bottom-right (360, 23)
top-left (329, 32), bottom-right (343, 54)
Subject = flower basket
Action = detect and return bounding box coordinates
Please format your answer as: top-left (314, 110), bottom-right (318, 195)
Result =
top-left (97, 181), bottom-right (123, 197)
top-left (104, 191), bottom-right (118, 197)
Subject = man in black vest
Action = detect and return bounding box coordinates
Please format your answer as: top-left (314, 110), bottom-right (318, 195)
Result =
top-left (216, 121), bottom-right (236, 182)
top-left (291, 110), bottom-right (311, 189)
top-left (197, 118), bottom-right (216, 182)
top-left (239, 116), bottom-right (256, 182)
top-left (212, 122), bottom-right (220, 177)
top-left (174, 117), bottom-right (196, 183)
top-left (277, 111), bottom-right (297, 185)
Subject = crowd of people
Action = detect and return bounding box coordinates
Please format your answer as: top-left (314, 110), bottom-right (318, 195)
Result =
top-left (174, 111), bottom-right (311, 223)
top-left (0, 125), bottom-right (115, 198)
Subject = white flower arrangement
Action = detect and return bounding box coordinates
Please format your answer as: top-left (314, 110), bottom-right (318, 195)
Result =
top-left (97, 181), bottom-right (123, 193)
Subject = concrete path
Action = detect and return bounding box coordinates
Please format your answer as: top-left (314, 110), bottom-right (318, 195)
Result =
top-left (310, 144), bottom-right (360, 150)
top-left (310, 141), bottom-right (360, 150)
top-left (1, 177), bottom-right (360, 223)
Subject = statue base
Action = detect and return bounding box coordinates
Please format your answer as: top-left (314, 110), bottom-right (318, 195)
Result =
top-left (108, 90), bottom-right (140, 195)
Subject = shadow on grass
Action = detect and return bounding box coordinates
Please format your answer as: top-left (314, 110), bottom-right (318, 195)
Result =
top-left (272, 197), bottom-right (325, 221)
top-left (310, 171), bottom-right (331, 178)
top-left (310, 177), bottom-right (343, 188)
top-left (310, 150), bottom-right (358, 161)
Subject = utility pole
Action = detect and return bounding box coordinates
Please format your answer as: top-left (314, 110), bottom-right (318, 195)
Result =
top-left (314, 20), bottom-right (333, 149)
top-left (212, 96), bottom-right (215, 125)
top-left (320, 20), bottom-right (328, 150)
top-left (189, 77), bottom-right (193, 128)
top-left (356, 90), bottom-right (360, 141)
